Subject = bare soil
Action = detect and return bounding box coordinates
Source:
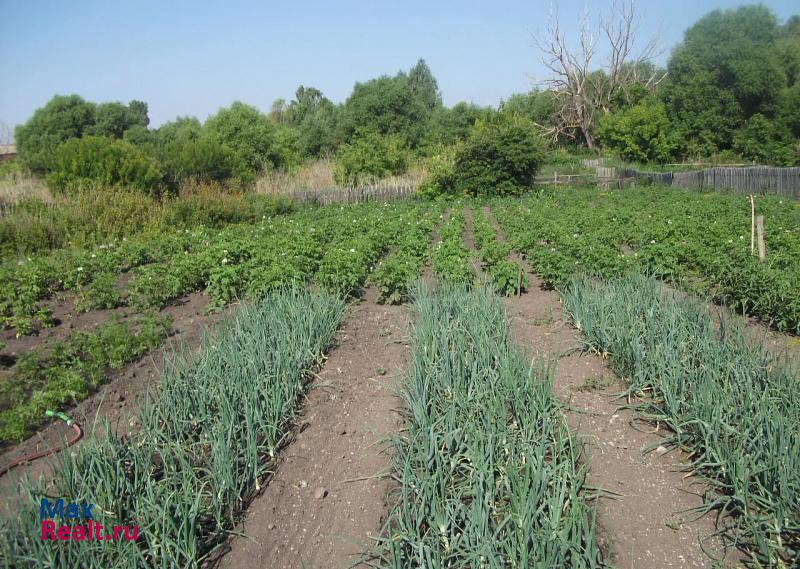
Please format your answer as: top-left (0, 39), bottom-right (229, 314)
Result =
top-left (218, 287), bottom-right (410, 569)
top-left (479, 206), bottom-right (738, 569)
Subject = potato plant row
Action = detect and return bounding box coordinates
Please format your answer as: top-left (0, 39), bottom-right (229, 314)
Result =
top-left (0, 202), bottom-right (432, 446)
top-left (561, 274), bottom-right (799, 565)
top-left (493, 186), bottom-right (800, 333)
top-left (1, 289), bottom-right (345, 567)
top-left (470, 207), bottom-right (527, 296)
top-left (375, 284), bottom-right (600, 567)
top-left (429, 209), bottom-right (473, 284)
top-left (0, 202), bottom-right (433, 336)
top-left (368, 204), bottom-right (445, 304)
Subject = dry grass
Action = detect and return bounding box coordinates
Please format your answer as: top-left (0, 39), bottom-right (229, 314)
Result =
top-left (255, 159), bottom-right (337, 195)
top-left (0, 171), bottom-right (52, 205)
top-left (254, 159), bottom-right (426, 196)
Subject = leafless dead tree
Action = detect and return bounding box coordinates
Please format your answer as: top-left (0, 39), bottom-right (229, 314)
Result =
top-left (533, 0), bottom-right (665, 150)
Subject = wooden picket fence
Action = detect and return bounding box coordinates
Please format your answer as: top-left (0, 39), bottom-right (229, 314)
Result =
top-left (288, 184), bottom-right (417, 205)
top-left (621, 166), bottom-right (800, 199)
top-left (0, 184), bottom-right (419, 218)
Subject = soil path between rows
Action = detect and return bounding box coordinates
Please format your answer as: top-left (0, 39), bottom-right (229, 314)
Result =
top-left (420, 207), bottom-right (449, 286)
top-left (219, 287), bottom-right (410, 569)
top-left (477, 206), bottom-right (735, 569)
top-left (462, 207), bottom-right (487, 283)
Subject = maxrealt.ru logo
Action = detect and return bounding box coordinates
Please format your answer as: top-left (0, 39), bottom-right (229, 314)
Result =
top-left (40, 498), bottom-right (138, 541)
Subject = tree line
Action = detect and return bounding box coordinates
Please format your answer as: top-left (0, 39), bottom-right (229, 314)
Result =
top-left (10, 4), bottom-right (800, 199)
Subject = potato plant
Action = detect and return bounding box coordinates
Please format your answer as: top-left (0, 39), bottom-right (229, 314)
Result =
top-left (471, 207), bottom-right (527, 295)
top-left (0, 313), bottom-right (171, 443)
top-left (0, 202), bottom-right (432, 334)
top-left (368, 204), bottom-right (444, 303)
top-left (494, 186), bottom-right (800, 333)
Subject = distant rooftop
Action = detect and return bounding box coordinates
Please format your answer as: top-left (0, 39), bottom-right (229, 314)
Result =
top-left (0, 145), bottom-right (16, 156)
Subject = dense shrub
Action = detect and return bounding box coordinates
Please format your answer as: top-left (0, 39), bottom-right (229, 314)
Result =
top-left (596, 99), bottom-right (675, 163)
top-left (0, 186), bottom-right (295, 258)
top-left (416, 150), bottom-right (456, 198)
top-left (161, 135), bottom-right (241, 187)
top-left (125, 118), bottom-right (241, 188)
top-left (271, 126), bottom-right (303, 171)
top-left (452, 118), bottom-right (546, 196)
top-left (14, 95), bottom-right (96, 174)
top-left (45, 136), bottom-right (165, 195)
top-left (333, 130), bottom-right (409, 185)
top-left (733, 113), bottom-right (798, 166)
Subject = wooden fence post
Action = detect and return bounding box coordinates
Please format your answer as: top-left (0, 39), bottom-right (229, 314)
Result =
top-left (756, 215), bottom-right (766, 261)
top-left (749, 195), bottom-right (755, 255)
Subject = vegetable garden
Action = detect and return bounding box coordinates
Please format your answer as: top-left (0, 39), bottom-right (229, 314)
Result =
top-left (0, 184), bottom-right (798, 567)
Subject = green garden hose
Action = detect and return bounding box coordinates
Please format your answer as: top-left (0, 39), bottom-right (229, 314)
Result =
top-left (0, 409), bottom-right (83, 477)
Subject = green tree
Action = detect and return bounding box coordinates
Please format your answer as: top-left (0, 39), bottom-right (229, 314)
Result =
top-left (15, 95), bottom-right (96, 173)
top-left (408, 58), bottom-right (441, 112)
top-left (269, 98), bottom-right (288, 124)
top-left (90, 101), bottom-right (149, 138)
top-left (733, 114), bottom-right (797, 166)
top-left (663, 5), bottom-right (789, 155)
top-left (777, 84), bottom-right (800, 138)
top-left (777, 16), bottom-right (800, 87)
top-left (340, 73), bottom-right (428, 147)
top-left (452, 117), bottom-right (546, 196)
top-left (205, 102), bottom-right (278, 175)
top-left (426, 102), bottom-right (494, 148)
top-left (128, 100), bottom-right (150, 127)
top-left (287, 86), bottom-right (339, 157)
top-left (499, 91), bottom-right (557, 124)
top-left (597, 99), bottom-right (675, 163)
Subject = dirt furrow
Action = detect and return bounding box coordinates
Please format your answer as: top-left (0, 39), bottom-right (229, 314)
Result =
top-left (481, 206), bottom-right (735, 569)
top-left (462, 206), bottom-right (487, 283)
top-left (420, 207), bottom-right (450, 290)
top-left (219, 287), bottom-right (409, 569)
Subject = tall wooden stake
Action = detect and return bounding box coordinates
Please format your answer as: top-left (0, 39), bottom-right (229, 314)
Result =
top-left (749, 195), bottom-right (755, 255)
top-left (517, 267), bottom-right (522, 297)
top-left (756, 215), bottom-right (766, 261)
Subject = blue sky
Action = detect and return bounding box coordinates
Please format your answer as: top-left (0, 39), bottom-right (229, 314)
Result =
top-left (0, 0), bottom-right (797, 135)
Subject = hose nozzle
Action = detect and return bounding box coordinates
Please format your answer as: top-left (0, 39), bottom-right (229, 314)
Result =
top-left (45, 409), bottom-right (74, 426)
